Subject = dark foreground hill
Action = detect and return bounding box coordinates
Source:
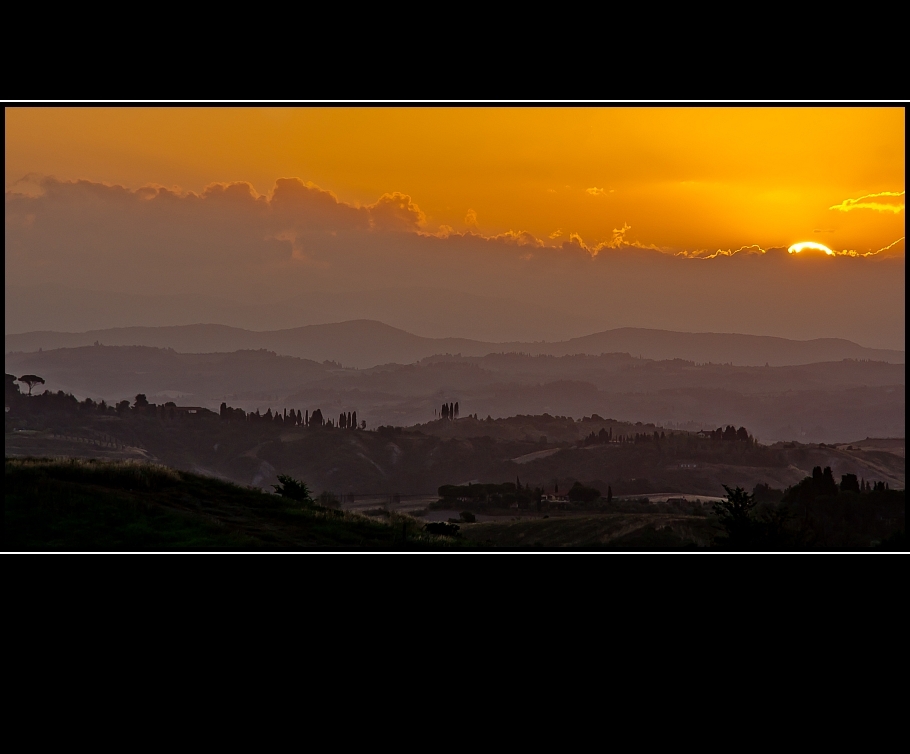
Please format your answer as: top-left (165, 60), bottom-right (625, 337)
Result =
top-left (2, 457), bottom-right (722, 551)
top-left (6, 321), bottom-right (903, 368)
top-left (4, 458), bottom-right (466, 551)
top-left (7, 456), bottom-right (903, 551)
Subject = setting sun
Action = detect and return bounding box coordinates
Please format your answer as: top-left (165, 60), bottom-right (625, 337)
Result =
top-left (788, 242), bottom-right (835, 255)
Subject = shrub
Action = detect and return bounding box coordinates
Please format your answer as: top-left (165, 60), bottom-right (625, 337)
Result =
top-left (272, 475), bottom-right (314, 505)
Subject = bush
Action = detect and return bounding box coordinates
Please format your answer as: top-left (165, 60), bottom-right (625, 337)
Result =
top-left (272, 475), bottom-right (314, 505)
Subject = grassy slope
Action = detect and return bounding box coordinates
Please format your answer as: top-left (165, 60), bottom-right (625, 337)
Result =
top-left (4, 458), bottom-right (468, 551)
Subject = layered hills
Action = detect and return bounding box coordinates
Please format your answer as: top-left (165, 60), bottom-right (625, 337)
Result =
top-left (6, 345), bottom-right (904, 444)
top-left (6, 320), bottom-right (904, 368)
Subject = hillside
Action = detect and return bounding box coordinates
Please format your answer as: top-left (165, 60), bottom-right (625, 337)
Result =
top-left (6, 389), bottom-right (904, 499)
top-left (6, 346), bottom-right (904, 443)
top-left (4, 458), bottom-right (466, 551)
top-left (7, 321), bottom-right (903, 368)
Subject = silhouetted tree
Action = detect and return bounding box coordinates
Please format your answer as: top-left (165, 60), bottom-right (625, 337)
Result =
top-left (455, 401), bottom-right (459, 418)
top-left (568, 481), bottom-right (601, 503)
top-left (752, 482), bottom-right (783, 504)
top-left (134, 394), bottom-right (149, 408)
top-left (6, 373), bottom-right (21, 401)
top-left (352, 410), bottom-right (357, 429)
top-left (713, 485), bottom-right (759, 546)
top-left (18, 374), bottom-right (45, 396)
top-left (840, 473), bottom-right (860, 494)
top-left (607, 485), bottom-right (613, 504)
top-left (272, 475), bottom-right (313, 505)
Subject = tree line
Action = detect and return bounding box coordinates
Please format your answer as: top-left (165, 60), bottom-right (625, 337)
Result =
top-left (220, 402), bottom-right (362, 429)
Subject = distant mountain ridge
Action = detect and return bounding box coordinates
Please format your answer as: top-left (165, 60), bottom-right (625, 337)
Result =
top-left (5, 320), bottom-right (904, 369)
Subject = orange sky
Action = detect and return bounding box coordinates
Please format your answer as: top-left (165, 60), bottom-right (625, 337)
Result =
top-left (6, 106), bottom-right (904, 256)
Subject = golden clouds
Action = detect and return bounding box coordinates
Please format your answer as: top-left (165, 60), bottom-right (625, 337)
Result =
top-left (6, 107), bottom-right (904, 262)
top-left (366, 192), bottom-right (426, 232)
top-left (829, 191), bottom-right (904, 213)
top-left (676, 245), bottom-right (768, 260)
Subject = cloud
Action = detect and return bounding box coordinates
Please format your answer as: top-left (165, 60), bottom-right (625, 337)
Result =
top-left (488, 229), bottom-right (544, 247)
top-left (586, 187), bottom-right (607, 196)
top-left (549, 229), bottom-right (563, 239)
top-left (561, 225), bottom-right (680, 258)
top-left (366, 192), bottom-right (426, 232)
top-left (6, 175), bottom-right (904, 350)
top-left (592, 222), bottom-right (633, 251)
top-left (676, 244), bottom-right (768, 260)
top-left (829, 191), bottom-right (904, 213)
top-left (270, 178), bottom-right (367, 229)
top-left (465, 208), bottom-right (478, 227)
top-left (830, 236), bottom-right (906, 258)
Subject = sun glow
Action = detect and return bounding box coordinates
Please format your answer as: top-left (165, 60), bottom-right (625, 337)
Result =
top-left (788, 241), bottom-right (835, 255)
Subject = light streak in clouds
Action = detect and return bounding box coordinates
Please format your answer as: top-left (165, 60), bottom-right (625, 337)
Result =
top-left (675, 244), bottom-right (767, 260)
top-left (549, 229), bottom-right (563, 238)
top-left (787, 238), bottom-right (905, 257)
top-left (829, 191), bottom-right (904, 213)
top-left (586, 187), bottom-right (608, 196)
top-left (609, 222), bottom-right (631, 248)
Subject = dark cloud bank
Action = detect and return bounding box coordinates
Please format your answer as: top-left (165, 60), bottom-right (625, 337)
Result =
top-left (6, 177), bottom-right (905, 349)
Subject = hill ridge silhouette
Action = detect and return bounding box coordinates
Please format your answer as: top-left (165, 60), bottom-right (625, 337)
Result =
top-left (5, 320), bottom-right (904, 369)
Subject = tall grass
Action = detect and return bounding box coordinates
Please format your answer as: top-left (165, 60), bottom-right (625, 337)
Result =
top-left (5, 457), bottom-right (183, 491)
